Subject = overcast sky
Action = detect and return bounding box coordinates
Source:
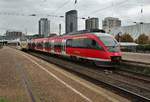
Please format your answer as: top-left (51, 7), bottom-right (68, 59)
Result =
top-left (0, 0), bottom-right (150, 35)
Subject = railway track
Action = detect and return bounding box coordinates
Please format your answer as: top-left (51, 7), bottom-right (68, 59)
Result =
top-left (115, 70), bottom-right (150, 84)
top-left (122, 60), bottom-right (150, 66)
top-left (118, 60), bottom-right (150, 77)
top-left (27, 51), bottom-right (150, 102)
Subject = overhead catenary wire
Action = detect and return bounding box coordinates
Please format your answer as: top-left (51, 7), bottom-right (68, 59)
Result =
top-left (89, 0), bottom-right (128, 15)
top-left (0, 11), bottom-right (65, 18)
top-left (51, 0), bottom-right (73, 15)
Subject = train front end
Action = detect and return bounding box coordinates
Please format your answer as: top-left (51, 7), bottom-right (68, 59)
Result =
top-left (95, 33), bottom-right (122, 65)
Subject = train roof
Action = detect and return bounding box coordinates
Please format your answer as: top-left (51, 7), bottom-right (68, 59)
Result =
top-left (94, 33), bottom-right (114, 37)
top-left (31, 29), bottom-right (112, 41)
top-left (62, 29), bottom-right (105, 36)
top-left (31, 33), bottom-right (113, 41)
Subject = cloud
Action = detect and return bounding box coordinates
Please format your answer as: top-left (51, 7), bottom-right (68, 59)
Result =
top-left (0, 0), bottom-right (150, 35)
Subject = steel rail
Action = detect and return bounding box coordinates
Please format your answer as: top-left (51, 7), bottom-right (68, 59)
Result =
top-left (27, 51), bottom-right (150, 102)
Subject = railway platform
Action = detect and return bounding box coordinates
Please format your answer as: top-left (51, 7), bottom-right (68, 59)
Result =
top-left (0, 47), bottom-right (130, 102)
top-left (122, 52), bottom-right (150, 64)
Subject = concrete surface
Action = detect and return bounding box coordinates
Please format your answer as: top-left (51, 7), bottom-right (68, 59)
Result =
top-left (122, 52), bottom-right (150, 64)
top-left (0, 47), bottom-right (130, 102)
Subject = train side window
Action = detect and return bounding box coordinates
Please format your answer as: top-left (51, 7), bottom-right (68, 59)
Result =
top-left (37, 42), bottom-right (39, 47)
top-left (35, 42), bottom-right (37, 47)
top-left (41, 42), bottom-right (44, 48)
top-left (40, 42), bottom-right (41, 47)
top-left (38, 42), bottom-right (43, 48)
top-left (44, 42), bottom-right (50, 48)
top-left (91, 40), bottom-right (103, 50)
top-left (72, 39), bottom-right (84, 48)
top-left (66, 39), bottom-right (72, 47)
top-left (67, 38), bottom-right (103, 50)
top-left (36, 42), bottom-right (39, 47)
top-left (32, 42), bottom-right (35, 47)
top-left (49, 42), bottom-right (51, 47)
top-left (37, 43), bottom-right (39, 47)
top-left (44, 42), bottom-right (47, 48)
top-left (84, 38), bottom-right (103, 50)
top-left (33, 43), bottom-right (36, 47)
top-left (54, 42), bottom-right (61, 48)
top-left (43, 42), bottom-right (45, 48)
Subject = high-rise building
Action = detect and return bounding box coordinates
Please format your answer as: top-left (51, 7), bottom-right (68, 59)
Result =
top-left (65, 10), bottom-right (78, 33)
top-left (39, 18), bottom-right (50, 37)
top-left (102, 17), bottom-right (121, 33)
top-left (85, 18), bottom-right (99, 30)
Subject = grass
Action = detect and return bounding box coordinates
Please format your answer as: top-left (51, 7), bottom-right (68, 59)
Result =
top-left (0, 97), bottom-right (9, 102)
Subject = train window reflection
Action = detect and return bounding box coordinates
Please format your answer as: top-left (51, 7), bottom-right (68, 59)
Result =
top-left (99, 36), bottom-right (118, 47)
top-left (66, 38), bottom-right (103, 50)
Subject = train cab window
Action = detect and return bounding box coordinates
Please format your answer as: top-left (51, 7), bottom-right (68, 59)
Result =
top-left (99, 36), bottom-right (118, 47)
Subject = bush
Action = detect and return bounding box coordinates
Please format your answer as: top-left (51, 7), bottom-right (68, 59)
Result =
top-left (145, 44), bottom-right (150, 51)
top-left (136, 44), bottom-right (150, 51)
top-left (137, 34), bottom-right (149, 44)
top-left (136, 45), bottom-right (144, 51)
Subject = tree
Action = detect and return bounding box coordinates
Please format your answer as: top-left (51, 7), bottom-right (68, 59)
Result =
top-left (148, 35), bottom-right (150, 44)
top-left (120, 33), bottom-right (134, 42)
top-left (137, 34), bottom-right (149, 44)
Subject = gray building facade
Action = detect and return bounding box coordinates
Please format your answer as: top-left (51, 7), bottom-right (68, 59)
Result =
top-left (85, 18), bottom-right (99, 30)
top-left (5, 30), bottom-right (23, 40)
top-left (39, 18), bottom-right (50, 37)
top-left (65, 10), bottom-right (78, 33)
top-left (102, 17), bottom-right (121, 33)
top-left (111, 23), bottom-right (150, 39)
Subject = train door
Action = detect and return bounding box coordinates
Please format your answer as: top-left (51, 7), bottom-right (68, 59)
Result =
top-left (61, 39), bottom-right (66, 55)
top-left (51, 40), bottom-right (54, 53)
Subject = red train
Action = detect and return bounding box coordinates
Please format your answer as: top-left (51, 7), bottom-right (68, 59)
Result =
top-left (28, 30), bottom-right (122, 65)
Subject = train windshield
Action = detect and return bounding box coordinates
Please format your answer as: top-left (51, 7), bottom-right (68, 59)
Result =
top-left (99, 36), bottom-right (118, 47)
top-left (99, 36), bottom-right (120, 52)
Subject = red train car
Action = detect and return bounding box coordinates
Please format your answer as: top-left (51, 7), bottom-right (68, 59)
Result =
top-left (29, 31), bottom-right (122, 65)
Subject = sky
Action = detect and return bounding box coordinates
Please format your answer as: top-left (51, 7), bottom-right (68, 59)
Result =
top-left (0, 0), bottom-right (150, 35)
